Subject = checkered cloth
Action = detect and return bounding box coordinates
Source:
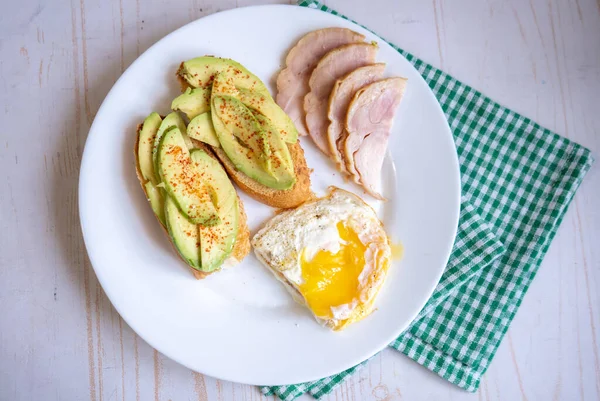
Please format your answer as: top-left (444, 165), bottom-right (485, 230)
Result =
top-left (262, 2), bottom-right (594, 400)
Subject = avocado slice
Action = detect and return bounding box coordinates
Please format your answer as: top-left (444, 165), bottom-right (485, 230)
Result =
top-left (211, 70), bottom-right (241, 98)
top-left (253, 112), bottom-right (295, 186)
top-left (210, 73), bottom-right (270, 165)
top-left (164, 196), bottom-right (201, 269)
top-left (152, 112), bottom-right (188, 177)
top-left (157, 127), bottom-right (220, 226)
top-left (144, 181), bottom-right (166, 226)
top-left (178, 56), bottom-right (271, 98)
top-left (238, 89), bottom-right (298, 144)
top-left (138, 112), bottom-right (162, 184)
top-left (171, 87), bottom-right (211, 120)
top-left (187, 112), bottom-right (220, 148)
top-left (212, 95), bottom-right (271, 169)
top-left (190, 149), bottom-right (239, 272)
top-left (211, 95), bottom-right (294, 190)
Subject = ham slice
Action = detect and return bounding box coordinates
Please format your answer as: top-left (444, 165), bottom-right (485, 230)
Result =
top-left (304, 43), bottom-right (378, 155)
top-left (276, 28), bottom-right (365, 137)
top-left (327, 64), bottom-right (386, 171)
top-left (343, 77), bottom-right (407, 199)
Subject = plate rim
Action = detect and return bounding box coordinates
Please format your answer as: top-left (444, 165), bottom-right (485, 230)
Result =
top-left (79, 4), bottom-right (461, 385)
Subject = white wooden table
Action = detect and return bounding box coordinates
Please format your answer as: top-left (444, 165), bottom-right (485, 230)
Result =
top-left (1, 0), bottom-right (598, 400)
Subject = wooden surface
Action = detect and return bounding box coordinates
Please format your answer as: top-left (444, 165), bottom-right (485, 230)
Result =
top-left (1, 0), bottom-right (599, 400)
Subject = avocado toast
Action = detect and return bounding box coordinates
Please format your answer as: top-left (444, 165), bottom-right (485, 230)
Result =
top-left (134, 113), bottom-right (250, 279)
top-left (176, 57), bottom-right (312, 209)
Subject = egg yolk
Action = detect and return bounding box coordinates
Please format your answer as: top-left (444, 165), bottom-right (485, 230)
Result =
top-left (299, 222), bottom-right (366, 318)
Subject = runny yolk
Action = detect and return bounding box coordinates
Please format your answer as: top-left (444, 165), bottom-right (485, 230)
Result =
top-left (299, 222), bottom-right (366, 318)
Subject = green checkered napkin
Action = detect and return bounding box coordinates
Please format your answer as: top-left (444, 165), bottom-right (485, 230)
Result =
top-left (261, 1), bottom-right (595, 400)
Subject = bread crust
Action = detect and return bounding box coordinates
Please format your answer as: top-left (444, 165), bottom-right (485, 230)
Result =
top-left (134, 125), bottom-right (250, 280)
top-left (210, 140), bottom-right (312, 209)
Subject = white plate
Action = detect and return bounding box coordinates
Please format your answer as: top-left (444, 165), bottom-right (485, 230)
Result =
top-left (79, 5), bottom-right (460, 386)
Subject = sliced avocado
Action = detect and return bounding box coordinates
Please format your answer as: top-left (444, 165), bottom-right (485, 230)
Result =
top-left (164, 196), bottom-right (200, 269)
top-left (212, 95), bottom-right (270, 169)
top-left (157, 127), bottom-right (220, 226)
top-left (181, 131), bottom-right (194, 149)
top-left (171, 87), bottom-right (211, 120)
top-left (190, 149), bottom-right (239, 272)
top-left (187, 112), bottom-right (220, 148)
top-left (253, 112), bottom-right (295, 188)
top-left (253, 113), bottom-right (295, 189)
top-left (144, 181), bottom-right (166, 226)
top-left (238, 89), bottom-right (298, 144)
top-left (211, 70), bottom-right (241, 98)
top-left (138, 112), bottom-right (162, 184)
top-left (178, 56), bottom-right (271, 98)
top-left (211, 95), bottom-right (293, 190)
top-left (152, 112), bottom-right (188, 176)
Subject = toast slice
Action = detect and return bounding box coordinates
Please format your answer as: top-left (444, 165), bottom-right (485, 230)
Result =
top-left (209, 140), bottom-right (312, 209)
top-left (134, 124), bottom-right (250, 279)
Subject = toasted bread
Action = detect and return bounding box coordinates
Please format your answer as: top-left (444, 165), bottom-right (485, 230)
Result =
top-left (207, 140), bottom-right (312, 209)
top-left (134, 125), bottom-right (250, 280)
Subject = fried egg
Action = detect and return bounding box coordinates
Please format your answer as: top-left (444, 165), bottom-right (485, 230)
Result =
top-left (252, 188), bottom-right (392, 330)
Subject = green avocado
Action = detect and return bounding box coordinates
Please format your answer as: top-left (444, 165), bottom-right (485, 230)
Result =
top-left (212, 95), bottom-right (270, 169)
top-left (171, 87), bottom-right (211, 120)
top-left (164, 196), bottom-right (200, 269)
top-left (211, 70), bottom-right (241, 98)
top-left (238, 89), bottom-right (298, 144)
top-left (211, 95), bottom-right (295, 190)
top-left (187, 112), bottom-right (220, 148)
top-left (157, 127), bottom-right (220, 226)
top-left (178, 56), bottom-right (271, 98)
top-left (144, 181), bottom-right (166, 226)
top-left (190, 149), bottom-right (239, 272)
top-left (253, 112), bottom-right (295, 185)
top-left (152, 112), bottom-right (188, 177)
top-left (138, 112), bottom-right (162, 184)
top-left (211, 70), bottom-right (269, 163)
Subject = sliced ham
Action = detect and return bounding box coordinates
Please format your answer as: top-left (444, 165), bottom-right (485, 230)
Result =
top-left (304, 43), bottom-right (379, 155)
top-left (327, 63), bottom-right (386, 171)
top-left (343, 77), bottom-right (407, 199)
top-left (276, 28), bottom-right (365, 137)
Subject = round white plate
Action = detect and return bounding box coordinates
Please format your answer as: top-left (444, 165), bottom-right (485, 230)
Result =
top-left (79, 5), bottom-right (460, 386)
